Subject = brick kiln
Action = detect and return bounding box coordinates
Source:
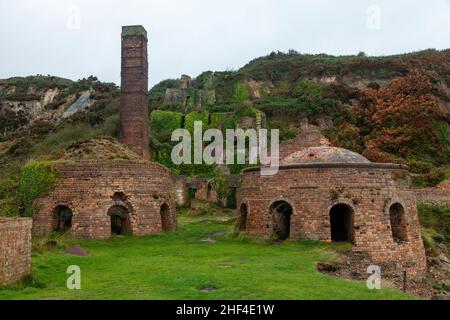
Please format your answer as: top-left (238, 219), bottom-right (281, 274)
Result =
top-left (32, 26), bottom-right (176, 239)
top-left (238, 145), bottom-right (427, 277)
top-left (32, 160), bottom-right (177, 239)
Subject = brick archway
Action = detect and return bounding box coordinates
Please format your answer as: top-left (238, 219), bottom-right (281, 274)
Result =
top-left (52, 205), bottom-right (73, 233)
top-left (160, 203), bottom-right (171, 231)
top-left (108, 205), bottom-right (132, 235)
top-left (269, 200), bottom-right (294, 240)
top-left (329, 203), bottom-right (355, 243)
top-left (238, 203), bottom-right (249, 231)
top-left (389, 202), bottom-right (408, 243)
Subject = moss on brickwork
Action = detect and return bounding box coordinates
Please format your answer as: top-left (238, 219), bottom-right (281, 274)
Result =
top-left (17, 161), bottom-right (59, 217)
top-left (121, 25), bottom-right (147, 39)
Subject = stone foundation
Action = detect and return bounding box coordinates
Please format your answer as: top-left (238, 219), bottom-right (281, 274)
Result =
top-left (0, 218), bottom-right (32, 286)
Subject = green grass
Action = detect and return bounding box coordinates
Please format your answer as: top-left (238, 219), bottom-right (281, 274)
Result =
top-left (0, 215), bottom-right (414, 300)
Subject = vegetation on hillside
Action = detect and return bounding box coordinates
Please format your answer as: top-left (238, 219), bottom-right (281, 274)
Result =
top-left (0, 76), bottom-right (120, 216)
top-left (149, 49), bottom-right (450, 186)
top-left (1, 50), bottom-right (449, 216)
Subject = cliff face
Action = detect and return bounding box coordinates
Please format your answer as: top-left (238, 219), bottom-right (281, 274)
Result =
top-left (0, 76), bottom-right (117, 136)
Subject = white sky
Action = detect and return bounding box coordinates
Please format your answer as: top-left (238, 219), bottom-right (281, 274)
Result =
top-left (0, 0), bottom-right (449, 87)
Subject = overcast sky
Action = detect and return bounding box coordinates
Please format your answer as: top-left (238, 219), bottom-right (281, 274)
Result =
top-left (0, 0), bottom-right (449, 87)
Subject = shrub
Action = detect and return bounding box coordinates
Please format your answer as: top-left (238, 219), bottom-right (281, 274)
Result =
top-left (418, 203), bottom-right (450, 241)
top-left (233, 83), bottom-right (249, 102)
top-left (292, 79), bottom-right (322, 100)
top-left (149, 110), bottom-right (182, 142)
top-left (412, 167), bottom-right (447, 188)
top-left (184, 111), bottom-right (210, 133)
top-left (17, 161), bottom-right (59, 217)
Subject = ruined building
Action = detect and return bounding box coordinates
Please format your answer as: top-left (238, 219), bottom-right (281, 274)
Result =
top-left (237, 130), bottom-right (427, 277)
top-left (32, 26), bottom-right (176, 239)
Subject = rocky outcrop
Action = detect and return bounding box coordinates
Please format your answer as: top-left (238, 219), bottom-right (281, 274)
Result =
top-left (163, 88), bottom-right (186, 105)
top-left (0, 81), bottom-right (97, 133)
top-left (243, 79), bottom-right (272, 99)
top-left (63, 91), bottom-right (94, 118)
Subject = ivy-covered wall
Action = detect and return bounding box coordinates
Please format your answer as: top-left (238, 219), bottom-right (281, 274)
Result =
top-left (17, 161), bottom-right (59, 217)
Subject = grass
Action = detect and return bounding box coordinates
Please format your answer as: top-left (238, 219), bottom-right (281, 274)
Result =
top-left (0, 213), bottom-right (414, 300)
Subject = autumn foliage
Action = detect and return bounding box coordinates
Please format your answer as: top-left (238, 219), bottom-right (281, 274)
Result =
top-left (357, 70), bottom-right (448, 165)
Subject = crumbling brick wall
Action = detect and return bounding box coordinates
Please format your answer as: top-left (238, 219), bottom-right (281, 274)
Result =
top-left (32, 160), bottom-right (177, 239)
top-left (0, 218), bottom-right (32, 286)
top-left (238, 163), bottom-right (427, 278)
top-left (195, 179), bottom-right (218, 203)
top-left (172, 174), bottom-right (187, 207)
top-left (414, 179), bottom-right (450, 205)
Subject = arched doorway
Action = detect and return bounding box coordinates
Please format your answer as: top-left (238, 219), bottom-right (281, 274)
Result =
top-left (270, 201), bottom-right (293, 240)
top-left (389, 203), bottom-right (408, 242)
top-left (226, 188), bottom-right (237, 209)
top-left (329, 204), bottom-right (354, 243)
top-left (238, 204), bottom-right (248, 231)
top-left (53, 205), bottom-right (73, 233)
top-left (207, 182), bottom-right (213, 200)
top-left (160, 203), bottom-right (171, 231)
top-left (108, 205), bottom-right (131, 235)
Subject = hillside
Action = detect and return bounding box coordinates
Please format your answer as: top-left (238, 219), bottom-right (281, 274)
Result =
top-left (149, 49), bottom-right (450, 184)
top-left (1, 50), bottom-right (450, 217)
top-left (0, 75), bottom-right (120, 215)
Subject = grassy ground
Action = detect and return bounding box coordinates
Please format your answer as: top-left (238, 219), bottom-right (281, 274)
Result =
top-left (0, 210), bottom-right (414, 300)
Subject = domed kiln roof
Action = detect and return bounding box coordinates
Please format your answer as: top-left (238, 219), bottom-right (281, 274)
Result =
top-left (281, 146), bottom-right (371, 165)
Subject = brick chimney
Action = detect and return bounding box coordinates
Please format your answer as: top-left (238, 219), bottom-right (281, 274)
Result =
top-left (119, 25), bottom-right (149, 159)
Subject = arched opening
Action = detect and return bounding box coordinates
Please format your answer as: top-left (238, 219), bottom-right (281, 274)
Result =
top-left (53, 205), bottom-right (73, 233)
top-left (238, 204), bottom-right (248, 231)
top-left (207, 182), bottom-right (213, 200)
top-left (108, 205), bottom-right (131, 235)
top-left (270, 201), bottom-right (293, 240)
top-left (329, 204), bottom-right (354, 243)
top-left (389, 203), bottom-right (408, 242)
top-left (226, 188), bottom-right (237, 209)
top-left (160, 203), bottom-right (171, 231)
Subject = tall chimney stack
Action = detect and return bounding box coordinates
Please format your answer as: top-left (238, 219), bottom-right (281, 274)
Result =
top-left (119, 25), bottom-right (149, 159)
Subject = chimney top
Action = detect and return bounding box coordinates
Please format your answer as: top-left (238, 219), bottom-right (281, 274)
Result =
top-left (122, 25), bottom-right (147, 39)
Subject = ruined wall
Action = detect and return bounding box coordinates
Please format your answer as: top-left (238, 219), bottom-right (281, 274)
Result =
top-left (414, 179), bottom-right (450, 205)
top-left (32, 160), bottom-right (176, 239)
top-left (239, 164), bottom-right (426, 277)
top-left (172, 174), bottom-right (188, 207)
top-left (195, 179), bottom-right (218, 203)
top-left (119, 26), bottom-right (149, 159)
top-left (0, 218), bottom-right (32, 286)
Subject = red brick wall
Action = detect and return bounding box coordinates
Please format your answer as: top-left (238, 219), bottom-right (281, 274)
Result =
top-left (0, 218), bottom-right (32, 286)
top-left (119, 30), bottom-right (149, 159)
top-left (195, 180), bottom-right (218, 203)
top-left (172, 174), bottom-right (188, 207)
top-left (32, 160), bottom-right (177, 239)
top-left (238, 164), bottom-right (426, 277)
